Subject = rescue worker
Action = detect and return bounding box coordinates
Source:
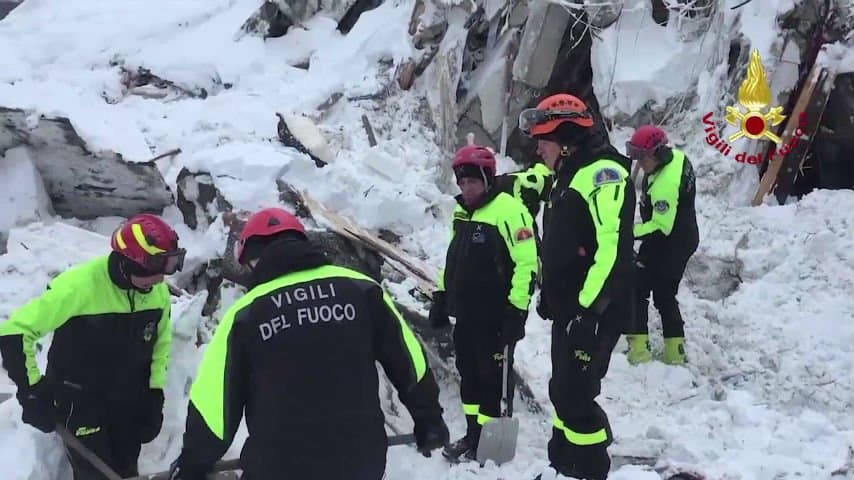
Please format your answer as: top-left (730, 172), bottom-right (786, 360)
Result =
top-left (428, 144), bottom-right (539, 462)
top-left (167, 207), bottom-right (449, 480)
top-left (520, 93), bottom-right (635, 480)
top-left (624, 125), bottom-right (699, 365)
top-left (0, 214), bottom-right (183, 479)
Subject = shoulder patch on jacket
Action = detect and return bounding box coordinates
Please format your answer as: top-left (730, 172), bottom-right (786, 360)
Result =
top-left (515, 227), bottom-right (534, 242)
top-left (593, 167), bottom-right (622, 186)
top-left (654, 200), bottom-right (670, 213)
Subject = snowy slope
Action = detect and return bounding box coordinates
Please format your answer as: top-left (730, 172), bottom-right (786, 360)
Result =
top-left (2, 0), bottom-right (854, 479)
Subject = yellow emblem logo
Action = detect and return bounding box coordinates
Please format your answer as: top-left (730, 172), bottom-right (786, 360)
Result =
top-left (725, 49), bottom-right (786, 143)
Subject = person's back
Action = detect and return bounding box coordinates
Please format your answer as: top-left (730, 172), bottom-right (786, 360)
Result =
top-left (171, 208), bottom-right (448, 480)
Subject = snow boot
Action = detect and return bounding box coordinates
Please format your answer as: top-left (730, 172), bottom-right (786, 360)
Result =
top-left (442, 434), bottom-right (479, 463)
top-left (625, 334), bottom-right (652, 365)
top-left (663, 337), bottom-right (686, 365)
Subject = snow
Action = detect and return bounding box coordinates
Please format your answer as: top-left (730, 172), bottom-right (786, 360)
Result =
top-left (2, 0), bottom-right (854, 479)
top-left (0, 147), bottom-right (54, 244)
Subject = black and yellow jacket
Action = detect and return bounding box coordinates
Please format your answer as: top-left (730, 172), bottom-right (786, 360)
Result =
top-left (0, 253), bottom-right (172, 400)
top-left (635, 148), bottom-right (699, 269)
top-left (437, 188), bottom-right (538, 317)
top-left (541, 148), bottom-right (636, 330)
top-left (176, 239), bottom-right (442, 479)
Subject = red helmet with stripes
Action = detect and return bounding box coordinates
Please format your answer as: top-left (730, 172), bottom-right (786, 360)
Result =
top-left (111, 214), bottom-right (185, 275)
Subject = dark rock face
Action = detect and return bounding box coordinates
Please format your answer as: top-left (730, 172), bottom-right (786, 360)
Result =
top-left (0, 108), bottom-right (173, 219)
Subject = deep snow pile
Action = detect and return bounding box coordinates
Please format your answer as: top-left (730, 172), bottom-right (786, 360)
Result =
top-left (1, 0), bottom-right (854, 479)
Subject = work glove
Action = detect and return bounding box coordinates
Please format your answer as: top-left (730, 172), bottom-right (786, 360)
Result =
top-left (413, 415), bottom-right (450, 457)
top-left (18, 378), bottom-right (56, 433)
top-left (428, 291), bottom-right (450, 330)
top-left (137, 388), bottom-right (164, 443)
top-left (501, 305), bottom-right (528, 345)
top-left (167, 456), bottom-right (208, 480)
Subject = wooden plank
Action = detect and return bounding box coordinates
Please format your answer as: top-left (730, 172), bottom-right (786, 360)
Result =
top-left (297, 190), bottom-right (439, 298)
top-left (752, 61), bottom-right (827, 206)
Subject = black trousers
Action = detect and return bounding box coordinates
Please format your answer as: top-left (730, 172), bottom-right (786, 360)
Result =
top-left (548, 317), bottom-right (618, 480)
top-left (630, 256), bottom-right (691, 338)
top-left (452, 314), bottom-right (514, 438)
top-left (56, 389), bottom-right (143, 480)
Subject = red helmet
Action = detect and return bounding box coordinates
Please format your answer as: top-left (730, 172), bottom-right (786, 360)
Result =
top-left (519, 93), bottom-right (594, 137)
top-left (111, 214), bottom-right (184, 275)
top-left (452, 145), bottom-right (496, 176)
top-left (236, 207), bottom-right (306, 265)
top-left (627, 125), bottom-right (668, 159)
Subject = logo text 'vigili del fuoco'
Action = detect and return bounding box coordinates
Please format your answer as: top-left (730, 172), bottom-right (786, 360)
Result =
top-left (701, 49), bottom-right (807, 164)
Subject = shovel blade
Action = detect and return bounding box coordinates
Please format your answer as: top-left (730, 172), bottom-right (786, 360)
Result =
top-left (475, 417), bottom-right (519, 465)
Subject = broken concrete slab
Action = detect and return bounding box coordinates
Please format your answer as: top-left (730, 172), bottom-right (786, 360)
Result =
top-left (0, 107), bottom-right (173, 219)
top-left (512, 0), bottom-right (572, 89)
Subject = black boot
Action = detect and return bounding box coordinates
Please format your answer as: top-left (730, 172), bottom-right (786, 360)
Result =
top-left (442, 416), bottom-right (480, 463)
top-left (442, 434), bottom-right (478, 463)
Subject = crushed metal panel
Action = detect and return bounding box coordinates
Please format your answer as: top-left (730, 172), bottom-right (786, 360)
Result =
top-left (0, 107), bottom-right (173, 219)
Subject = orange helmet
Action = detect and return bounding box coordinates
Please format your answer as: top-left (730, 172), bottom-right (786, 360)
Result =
top-left (518, 93), bottom-right (594, 137)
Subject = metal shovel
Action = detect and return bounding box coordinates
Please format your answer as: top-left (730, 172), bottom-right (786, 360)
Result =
top-left (475, 344), bottom-right (519, 465)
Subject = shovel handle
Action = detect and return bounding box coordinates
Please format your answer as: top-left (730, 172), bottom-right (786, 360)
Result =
top-left (501, 344), bottom-right (514, 417)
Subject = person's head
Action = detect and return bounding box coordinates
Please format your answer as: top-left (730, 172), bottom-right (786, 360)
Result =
top-left (518, 93), bottom-right (595, 171)
top-left (235, 207), bottom-right (307, 269)
top-left (452, 144), bottom-right (496, 207)
top-left (111, 214), bottom-right (185, 292)
top-left (626, 125), bottom-right (670, 173)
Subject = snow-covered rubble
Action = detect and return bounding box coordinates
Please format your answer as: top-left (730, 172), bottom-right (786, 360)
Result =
top-left (1, 0), bottom-right (854, 479)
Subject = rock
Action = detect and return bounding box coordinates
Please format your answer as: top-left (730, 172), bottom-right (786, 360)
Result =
top-left (176, 168), bottom-right (234, 231)
top-left (0, 107), bottom-right (173, 220)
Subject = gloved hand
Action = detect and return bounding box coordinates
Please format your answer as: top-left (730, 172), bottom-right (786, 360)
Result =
top-left (167, 456), bottom-right (207, 480)
top-left (428, 291), bottom-right (450, 330)
top-left (413, 415), bottom-right (450, 457)
top-left (501, 305), bottom-right (528, 345)
top-left (137, 388), bottom-right (164, 443)
top-left (18, 378), bottom-right (55, 433)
